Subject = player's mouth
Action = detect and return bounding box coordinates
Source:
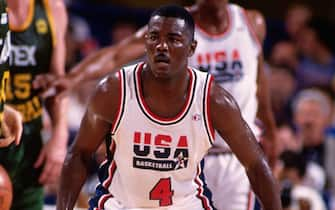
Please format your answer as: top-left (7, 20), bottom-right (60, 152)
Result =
top-left (154, 54), bottom-right (170, 64)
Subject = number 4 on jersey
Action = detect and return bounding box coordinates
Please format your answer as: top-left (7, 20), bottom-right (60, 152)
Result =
top-left (150, 178), bottom-right (174, 206)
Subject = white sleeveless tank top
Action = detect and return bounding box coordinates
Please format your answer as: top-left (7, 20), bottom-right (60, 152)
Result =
top-left (93, 63), bottom-right (217, 209)
top-left (189, 4), bottom-right (261, 138)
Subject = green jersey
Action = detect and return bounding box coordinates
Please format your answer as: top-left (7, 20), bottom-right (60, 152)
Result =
top-left (6, 0), bottom-right (55, 127)
top-left (0, 0), bottom-right (10, 136)
top-left (0, 1), bottom-right (57, 209)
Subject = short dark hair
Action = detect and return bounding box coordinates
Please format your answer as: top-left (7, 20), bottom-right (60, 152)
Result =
top-left (280, 151), bottom-right (307, 178)
top-left (150, 5), bottom-right (195, 40)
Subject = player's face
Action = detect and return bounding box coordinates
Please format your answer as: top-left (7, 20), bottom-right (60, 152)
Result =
top-left (145, 16), bottom-right (195, 79)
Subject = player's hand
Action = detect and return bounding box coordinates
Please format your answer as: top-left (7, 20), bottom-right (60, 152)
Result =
top-left (33, 73), bottom-right (74, 101)
top-left (34, 134), bottom-right (68, 184)
top-left (0, 106), bottom-right (23, 147)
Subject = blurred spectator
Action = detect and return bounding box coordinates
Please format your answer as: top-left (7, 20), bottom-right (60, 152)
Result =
top-left (281, 182), bottom-right (293, 210)
top-left (293, 89), bottom-right (332, 166)
top-left (264, 3), bottom-right (312, 57)
top-left (296, 18), bottom-right (335, 95)
top-left (269, 41), bottom-right (299, 70)
top-left (279, 151), bottom-right (327, 210)
top-left (325, 128), bottom-right (335, 210)
top-left (285, 3), bottom-right (312, 42)
top-left (277, 125), bottom-right (300, 154)
top-left (66, 15), bottom-right (98, 70)
top-left (268, 64), bottom-right (296, 126)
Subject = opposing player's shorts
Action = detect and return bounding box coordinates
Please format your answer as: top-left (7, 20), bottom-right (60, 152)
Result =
top-left (204, 153), bottom-right (255, 210)
top-left (0, 118), bottom-right (44, 210)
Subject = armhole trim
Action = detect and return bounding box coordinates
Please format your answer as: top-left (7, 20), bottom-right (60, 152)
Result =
top-left (110, 69), bottom-right (126, 134)
top-left (43, 0), bottom-right (57, 47)
top-left (241, 9), bottom-right (262, 53)
top-left (203, 74), bottom-right (215, 145)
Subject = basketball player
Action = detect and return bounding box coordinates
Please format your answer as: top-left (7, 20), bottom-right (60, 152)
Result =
top-left (57, 6), bottom-right (281, 210)
top-left (0, 0), bottom-right (23, 148)
top-left (0, 0), bottom-right (68, 209)
top-left (36, 1), bottom-right (277, 209)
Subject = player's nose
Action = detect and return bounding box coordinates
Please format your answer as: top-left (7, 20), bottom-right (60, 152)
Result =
top-left (156, 39), bottom-right (168, 52)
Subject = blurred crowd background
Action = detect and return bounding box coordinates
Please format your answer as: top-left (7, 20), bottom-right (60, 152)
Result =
top-left (43, 0), bottom-right (335, 209)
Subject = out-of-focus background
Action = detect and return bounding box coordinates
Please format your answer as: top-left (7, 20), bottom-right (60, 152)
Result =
top-left (43, 0), bottom-right (335, 209)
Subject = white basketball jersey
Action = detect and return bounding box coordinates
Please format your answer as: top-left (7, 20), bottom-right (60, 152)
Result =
top-left (90, 63), bottom-right (216, 210)
top-left (189, 4), bottom-right (261, 136)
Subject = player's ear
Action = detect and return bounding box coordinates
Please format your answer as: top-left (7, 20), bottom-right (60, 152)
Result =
top-left (188, 39), bottom-right (197, 57)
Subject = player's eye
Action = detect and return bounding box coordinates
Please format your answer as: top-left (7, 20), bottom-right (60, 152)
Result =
top-left (169, 37), bottom-right (181, 44)
top-left (148, 34), bottom-right (158, 41)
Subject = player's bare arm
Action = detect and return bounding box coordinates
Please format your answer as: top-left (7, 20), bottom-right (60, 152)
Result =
top-left (57, 73), bottom-right (120, 210)
top-left (247, 9), bottom-right (278, 167)
top-left (34, 0), bottom-right (69, 184)
top-left (210, 80), bottom-right (282, 210)
top-left (33, 26), bottom-right (147, 99)
top-left (0, 105), bottom-right (23, 147)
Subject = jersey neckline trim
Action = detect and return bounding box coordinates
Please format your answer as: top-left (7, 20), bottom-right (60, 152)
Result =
top-left (194, 5), bottom-right (233, 39)
top-left (9, 0), bottom-right (35, 32)
top-left (134, 62), bottom-right (196, 125)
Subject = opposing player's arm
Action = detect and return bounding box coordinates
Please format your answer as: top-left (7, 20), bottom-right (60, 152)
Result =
top-left (57, 73), bottom-right (121, 210)
top-left (34, 0), bottom-right (69, 184)
top-left (69, 26), bottom-right (147, 83)
top-left (247, 9), bottom-right (278, 166)
top-left (34, 26), bottom-right (147, 100)
top-left (210, 80), bottom-right (281, 210)
top-left (44, 0), bottom-right (68, 142)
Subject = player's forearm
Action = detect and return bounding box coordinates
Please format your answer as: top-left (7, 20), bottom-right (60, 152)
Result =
top-left (45, 97), bottom-right (68, 145)
top-left (256, 55), bottom-right (276, 139)
top-left (246, 158), bottom-right (282, 210)
top-left (57, 150), bottom-right (90, 210)
top-left (68, 36), bottom-right (146, 86)
top-left (68, 46), bottom-right (118, 85)
top-left (257, 100), bottom-right (276, 139)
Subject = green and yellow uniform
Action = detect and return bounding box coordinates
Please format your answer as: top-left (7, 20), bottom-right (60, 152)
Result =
top-left (0, 0), bottom-right (56, 209)
top-left (0, 0), bottom-right (10, 137)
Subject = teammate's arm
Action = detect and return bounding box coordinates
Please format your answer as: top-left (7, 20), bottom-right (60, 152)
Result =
top-left (57, 74), bottom-right (120, 210)
top-left (34, 26), bottom-right (147, 99)
top-left (210, 80), bottom-right (282, 210)
top-left (247, 10), bottom-right (278, 167)
top-left (34, 0), bottom-right (69, 184)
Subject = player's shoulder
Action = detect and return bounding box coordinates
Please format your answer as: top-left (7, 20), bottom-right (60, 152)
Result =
top-left (209, 79), bottom-right (240, 112)
top-left (228, 3), bottom-right (264, 22)
top-left (231, 4), bottom-right (266, 42)
top-left (89, 71), bottom-right (122, 121)
top-left (93, 62), bottom-right (139, 102)
top-left (101, 62), bottom-right (141, 89)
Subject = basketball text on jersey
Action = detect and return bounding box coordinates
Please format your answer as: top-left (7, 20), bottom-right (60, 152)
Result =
top-left (133, 131), bottom-right (189, 171)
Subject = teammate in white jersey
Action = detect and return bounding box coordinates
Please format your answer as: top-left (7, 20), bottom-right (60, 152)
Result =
top-left (188, 3), bottom-right (275, 210)
top-left (56, 5), bottom-right (281, 210)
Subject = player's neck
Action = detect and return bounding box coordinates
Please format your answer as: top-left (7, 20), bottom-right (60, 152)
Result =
top-left (195, 5), bottom-right (230, 34)
top-left (141, 65), bottom-right (190, 118)
top-left (8, 0), bottom-right (30, 26)
top-left (7, 0), bottom-right (29, 12)
top-left (142, 64), bottom-right (189, 96)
